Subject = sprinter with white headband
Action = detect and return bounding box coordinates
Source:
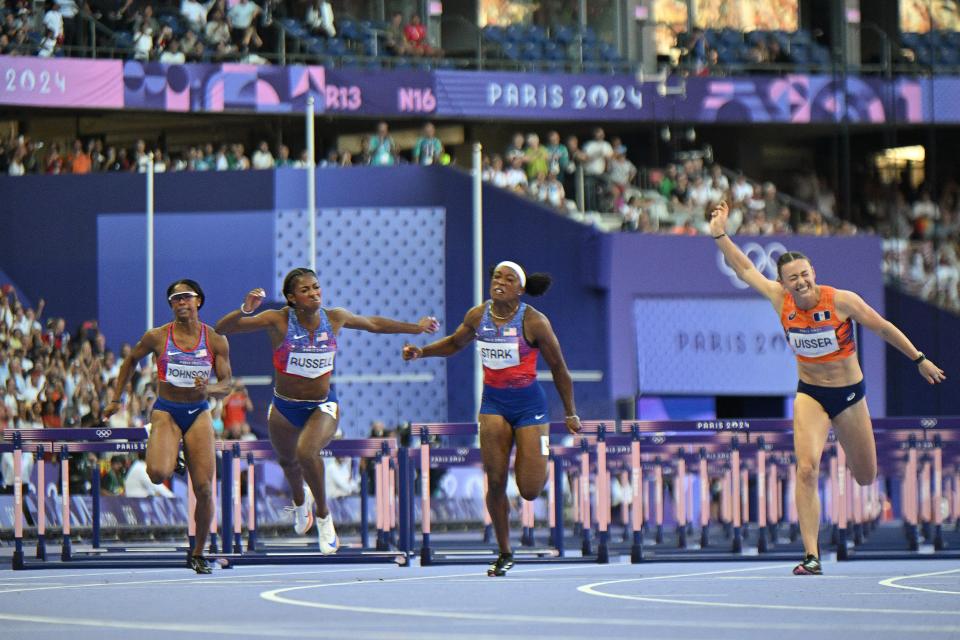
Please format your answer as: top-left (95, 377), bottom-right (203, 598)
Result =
top-left (216, 267), bottom-right (439, 556)
top-left (105, 278), bottom-right (234, 574)
top-left (403, 260), bottom-right (581, 577)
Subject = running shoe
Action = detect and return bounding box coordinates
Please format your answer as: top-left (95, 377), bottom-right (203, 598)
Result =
top-left (174, 450), bottom-right (186, 476)
top-left (287, 485), bottom-right (315, 535)
top-left (188, 555), bottom-right (211, 574)
top-left (317, 513), bottom-right (339, 555)
top-left (487, 552), bottom-right (515, 577)
top-left (792, 554), bottom-right (822, 575)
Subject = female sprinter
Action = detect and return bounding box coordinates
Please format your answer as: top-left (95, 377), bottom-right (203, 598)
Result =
top-left (402, 261), bottom-right (581, 576)
top-left (104, 279), bottom-right (233, 574)
top-left (215, 267), bottom-right (438, 554)
top-left (708, 201), bottom-right (945, 575)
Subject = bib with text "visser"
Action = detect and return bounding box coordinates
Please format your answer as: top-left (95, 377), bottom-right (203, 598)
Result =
top-left (165, 362), bottom-right (212, 388)
top-left (787, 327), bottom-right (840, 358)
top-left (478, 340), bottom-right (520, 370)
top-left (286, 351), bottom-right (335, 378)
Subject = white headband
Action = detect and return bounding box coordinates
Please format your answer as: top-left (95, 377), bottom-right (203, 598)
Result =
top-left (495, 261), bottom-right (526, 288)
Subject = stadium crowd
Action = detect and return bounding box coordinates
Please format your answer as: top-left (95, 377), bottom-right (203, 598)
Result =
top-left (0, 286), bottom-right (262, 495)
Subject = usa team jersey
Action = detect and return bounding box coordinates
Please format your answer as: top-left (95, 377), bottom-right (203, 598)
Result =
top-left (157, 323), bottom-right (215, 387)
top-left (780, 285), bottom-right (856, 363)
top-left (477, 301), bottom-right (538, 389)
top-left (273, 308), bottom-right (337, 379)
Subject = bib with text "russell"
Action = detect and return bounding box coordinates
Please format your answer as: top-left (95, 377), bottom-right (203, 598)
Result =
top-left (478, 340), bottom-right (520, 370)
top-left (286, 351), bottom-right (335, 378)
top-left (787, 327), bottom-right (840, 358)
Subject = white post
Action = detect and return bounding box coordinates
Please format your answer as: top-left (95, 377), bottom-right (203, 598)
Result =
top-left (146, 152), bottom-right (155, 332)
top-left (472, 142), bottom-right (483, 418)
top-left (306, 96), bottom-right (317, 272)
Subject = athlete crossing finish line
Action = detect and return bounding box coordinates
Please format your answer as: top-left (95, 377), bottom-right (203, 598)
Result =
top-left (708, 201), bottom-right (946, 574)
top-left (403, 260), bottom-right (581, 576)
top-left (216, 267), bottom-right (439, 555)
top-left (105, 279), bottom-right (234, 574)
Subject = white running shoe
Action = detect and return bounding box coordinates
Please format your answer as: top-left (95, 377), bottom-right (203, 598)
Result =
top-left (317, 513), bottom-right (339, 555)
top-left (289, 485), bottom-right (315, 535)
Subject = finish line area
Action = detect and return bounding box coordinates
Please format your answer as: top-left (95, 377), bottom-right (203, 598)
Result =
top-left (0, 559), bottom-right (958, 640)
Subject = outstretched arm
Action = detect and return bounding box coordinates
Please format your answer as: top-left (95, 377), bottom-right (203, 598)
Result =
top-left (215, 287), bottom-right (284, 335)
top-left (526, 310), bottom-right (580, 434)
top-left (836, 290), bottom-right (946, 385)
top-left (330, 307), bottom-right (440, 335)
top-left (708, 201), bottom-right (783, 306)
top-left (103, 329), bottom-right (159, 418)
top-left (402, 306), bottom-right (480, 360)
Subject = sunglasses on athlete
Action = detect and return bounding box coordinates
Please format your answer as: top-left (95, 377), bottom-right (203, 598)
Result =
top-left (168, 292), bottom-right (200, 303)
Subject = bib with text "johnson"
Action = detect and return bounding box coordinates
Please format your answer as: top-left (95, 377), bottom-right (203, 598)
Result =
top-left (787, 327), bottom-right (840, 358)
top-left (285, 351), bottom-right (335, 378)
top-left (164, 362), bottom-right (212, 387)
top-left (478, 340), bottom-right (520, 370)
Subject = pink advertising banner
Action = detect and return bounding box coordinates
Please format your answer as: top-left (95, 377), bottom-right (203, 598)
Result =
top-left (0, 56), bottom-right (122, 108)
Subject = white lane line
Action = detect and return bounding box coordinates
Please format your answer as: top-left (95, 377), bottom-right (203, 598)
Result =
top-left (0, 568), bottom-right (192, 581)
top-left (0, 567), bottom-right (384, 595)
top-left (0, 612), bottom-right (553, 640)
top-left (879, 569), bottom-right (960, 595)
top-left (578, 564), bottom-right (960, 616)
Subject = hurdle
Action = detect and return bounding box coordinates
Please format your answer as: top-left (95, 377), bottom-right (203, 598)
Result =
top-left (210, 437), bottom-right (411, 567)
top-left (4, 427), bottom-right (205, 570)
top-left (410, 421), bottom-right (611, 566)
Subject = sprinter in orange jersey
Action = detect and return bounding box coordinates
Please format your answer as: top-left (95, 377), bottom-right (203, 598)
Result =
top-left (708, 201), bottom-right (945, 575)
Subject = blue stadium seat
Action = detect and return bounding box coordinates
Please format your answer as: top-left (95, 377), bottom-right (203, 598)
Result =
top-left (553, 25), bottom-right (576, 45)
top-left (809, 44), bottom-right (832, 65)
top-left (792, 29), bottom-right (813, 45)
top-left (525, 24), bottom-right (548, 44)
top-left (280, 18), bottom-right (309, 40)
top-left (521, 41), bottom-right (544, 61)
top-left (306, 37), bottom-right (326, 55)
top-left (325, 38), bottom-right (348, 56)
top-left (543, 41), bottom-right (566, 62)
top-left (482, 25), bottom-right (506, 44)
top-left (505, 24), bottom-right (525, 43)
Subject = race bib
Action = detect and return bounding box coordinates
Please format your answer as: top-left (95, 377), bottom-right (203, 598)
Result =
top-left (286, 351), bottom-right (335, 378)
top-left (165, 362), bottom-right (212, 388)
top-left (788, 327), bottom-right (840, 358)
top-left (478, 340), bottom-right (520, 370)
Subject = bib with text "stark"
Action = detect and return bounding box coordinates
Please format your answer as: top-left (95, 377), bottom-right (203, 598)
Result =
top-left (286, 351), bottom-right (335, 378)
top-left (787, 327), bottom-right (840, 358)
top-left (478, 340), bottom-right (520, 370)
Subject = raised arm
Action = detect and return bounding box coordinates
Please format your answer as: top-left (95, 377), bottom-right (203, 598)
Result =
top-left (214, 287), bottom-right (285, 336)
top-left (329, 307), bottom-right (440, 335)
top-left (526, 309), bottom-right (580, 434)
top-left (835, 290), bottom-right (946, 385)
top-left (402, 306), bottom-right (481, 360)
top-left (103, 328), bottom-right (160, 418)
top-left (708, 201), bottom-right (783, 305)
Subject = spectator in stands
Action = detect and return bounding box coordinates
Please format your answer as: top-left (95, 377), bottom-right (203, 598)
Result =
top-left (43, 1), bottom-right (64, 42)
top-left (251, 140), bottom-right (275, 169)
top-left (233, 143), bottom-right (250, 169)
top-left (403, 13), bottom-right (437, 57)
top-left (523, 133), bottom-right (548, 181)
top-left (504, 132), bottom-right (525, 166)
top-left (545, 131), bottom-right (569, 178)
top-left (159, 39), bottom-right (186, 64)
top-left (37, 28), bottom-right (58, 57)
top-left (504, 155), bottom-right (528, 192)
top-left (205, 8), bottom-right (236, 57)
top-left (582, 127), bottom-right (612, 212)
top-left (223, 381), bottom-right (252, 438)
top-left (412, 122), bottom-right (443, 166)
top-left (228, 0), bottom-right (262, 52)
top-left (132, 5), bottom-right (159, 40)
top-left (368, 121), bottom-right (397, 166)
top-left (45, 143), bottom-right (64, 174)
top-left (100, 454), bottom-right (127, 496)
top-left (55, 0), bottom-right (79, 49)
top-left (304, 0), bottom-right (335, 38)
top-left (181, 0), bottom-right (215, 33)
top-left (911, 189), bottom-right (940, 240)
top-left (124, 451), bottom-right (175, 497)
top-left (133, 24), bottom-right (153, 60)
top-left (276, 144), bottom-right (294, 167)
top-left (482, 154), bottom-right (509, 188)
top-left (607, 141), bottom-right (636, 191)
top-left (384, 11), bottom-right (408, 55)
top-left (731, 172), bottom-right (753, 205)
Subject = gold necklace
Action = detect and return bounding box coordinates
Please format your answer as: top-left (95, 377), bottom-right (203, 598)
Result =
top-left (488, 302), bottom-right (519, 321)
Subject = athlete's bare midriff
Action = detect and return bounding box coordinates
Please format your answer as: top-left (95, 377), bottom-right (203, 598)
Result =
top-left (796, 355), bottom-right (863, 387)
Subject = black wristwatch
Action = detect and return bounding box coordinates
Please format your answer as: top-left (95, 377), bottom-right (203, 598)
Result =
top-left (913, 352), bottom-right (926, 365)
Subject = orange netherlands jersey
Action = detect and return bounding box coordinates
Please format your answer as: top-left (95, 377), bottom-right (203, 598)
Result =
top-left (780, 285), bottom-right (856, 363)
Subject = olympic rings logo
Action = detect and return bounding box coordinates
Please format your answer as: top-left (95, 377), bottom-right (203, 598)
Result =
top-left (95, 429), bottom-right (113, 439)
top-left (456, 447), bottom-right (470, 456)
top-left (920, 418), bottom-right (938, 429)
top-left (717, 241), bottom-right (789, 289)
